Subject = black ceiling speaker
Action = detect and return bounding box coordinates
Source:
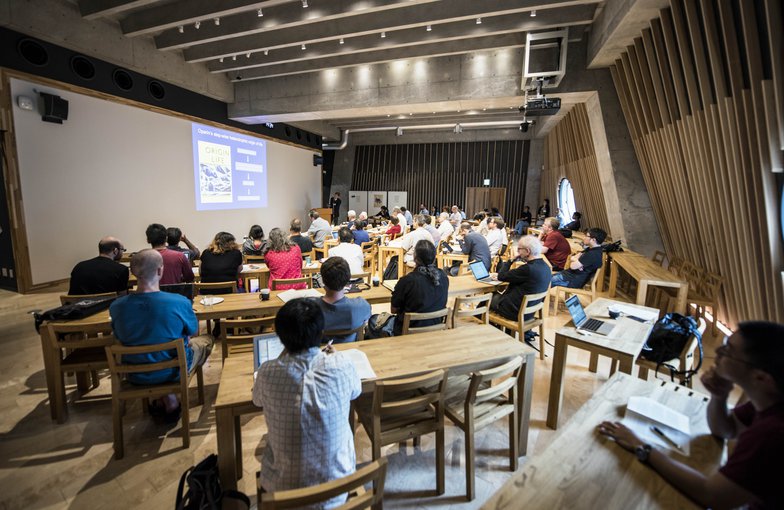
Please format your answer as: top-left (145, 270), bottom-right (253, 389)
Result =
top-left (147, 80), bottom-right (166, 100)
top-left (40, 92), bottom-right (68, 124)
top-left (70, 55), bottom-right (96, 80)
top-left (112, 68), bottom-right (134, 90)
top-left (17, 38), bottom-right (49, 66)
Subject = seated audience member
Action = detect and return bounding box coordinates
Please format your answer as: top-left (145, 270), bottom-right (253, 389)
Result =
top-left (563, 212), bottom-right (582, 231)
top-left (390, 214), bottom-right (434, 268)
top-left (242, 225), bottom-right (267, 256)
top-left (253, 299), bottom-right (361, 502)
top-left (375, 205), bottom-right (390, 220)
top-left (537, 199), bottom-right (551, 224)
top-left (599, 321), bottom-right (784, 509)
top-left (200, 231), bottom-right (243, 294)
top-left (401, 206), bottom-right (413, 226)
top-left (449, 205), bottom-right (462, 226)
top-left (489, 236), bottom-right (551, 343)
top-left (146, 223), bottom-right (194, 285)
top-left (422, 214), bottom-right (441, 245)
top-left (539, 217), bottom-right (571, 271)
top-left (316, 257), bottom-right (372, 343)
top-left (358, 211), bottom-right (368, 222)
top-left (455, 222), bottom-right (491, 274)
top-left (419, 204), bottom-right (430, 215)
top-left (390, 240), bottom-right (449, 336)
top-left (328, 227), bottom-right (364, 275)
top-left (491, 207), bottom-right (502, 220)
top-left (166, 227), bottom-right (200, 261)
top-left (69, 236), bottom-right (129, 295)
top-left (265, 228), bottom-right (306, 290)
top-left (307, 210), bottom-right (332, 248)
top-left (474, 212), bottom-right (489, 235)
top-left (345, 210), bottom-right (357, 227)
top-left (110, 249), bottom-right (213, 421)
top-left (392, 207), bottom-right (407, 229)
top-left (289, 218), bottom-right (313, 256)
top-left (352, 220), bottom-right (370, 246)
top-left (514, 206), bottom-right (533, 235)
top-left (550, 228), bottom-right (606, 288)
top-left (485, 217), bottom-right (506, 258)
top-left (385, 215), bottom-right (402, 237)
top-left (437, 212), bottom-right (455, 241)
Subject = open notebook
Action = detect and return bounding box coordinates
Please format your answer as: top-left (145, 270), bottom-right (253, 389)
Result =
top-left (276, 288), bottom-right (322, 302)
top-left (623, 396), bottom-right (691, 454)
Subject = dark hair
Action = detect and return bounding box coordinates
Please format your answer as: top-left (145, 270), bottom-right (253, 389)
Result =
top-left (491, 207), bottom-right (500, 215)
top-left (587, 227), bottom-right (607, 244)
top-left (338, 226), bottom-right (354, 243)
top-left (423, 214), bottom-right (432, 225)
top-left (275, 299), bottom-right (325, 353)
top-left (474, 212), bottom-right (486, 221)
top-left (321, 256), bottom-right (351, 290)
top-left (400, 206), bottom-right (407, 213)
top-left (544, 199), bottom-right (550, 204)
top-left (413, 240), bottom-right (441, 286)
top-left (146, 223), bottom-right (167, 246)
top-left (737, 321), bottom-right (784, 394)
top-left (208, 231), bottom-right (239, 254)
top-left (309, 210), bottom-right (319, 219)
top-left (248, 225), bottom-right (264, 240)
top-left (492, 218), bottom-right (506, 230)
top-left (290, 219), bottom-right (302, 233)
top-left (166, 227), bottom-right (182, 245)
top-left (573, 212), bottom-right (583, 219)
top-left (524, 205), bottom-right (530, 211)
top-left (460, 222), bottom-right (472, 232)
top-left (390, 216), bottom-right (399, 225)
top-left (353, 220), bottom-right (366, 231)
top-left (98, 239), bottom-right (122, 254)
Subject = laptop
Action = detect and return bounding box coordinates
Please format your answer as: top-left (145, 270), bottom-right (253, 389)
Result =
top-left (468, 260), bottom-right (502, 285)
top-left (253, 333), bottom-right (285, 370)
top-left (331, 231), bottom-right (339, 239)
top-left (564, 295), bottom-right (615, 335)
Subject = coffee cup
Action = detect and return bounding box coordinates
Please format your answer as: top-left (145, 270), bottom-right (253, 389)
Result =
top-left (305, 255), bottom-right (312, 265)
top-left (608, 306), bottom-right (621, 319)
top-left (260, 288), bottom-right (271, 301)
top-left (372, 276), bottom-right (380, 287)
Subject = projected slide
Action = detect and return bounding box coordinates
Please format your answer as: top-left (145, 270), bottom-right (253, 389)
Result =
top-left (192, 123), bottom-right (267, 211)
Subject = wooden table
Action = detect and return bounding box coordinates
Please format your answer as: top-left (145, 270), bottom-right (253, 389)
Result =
top-left (484, 373), bottom-right (725, 509)
top-left (608, 252), bottom-right (689, 314)
top-left (214, 324), bottom-right (537, 490)
top-left (546, 297), bottom-right (657, 429)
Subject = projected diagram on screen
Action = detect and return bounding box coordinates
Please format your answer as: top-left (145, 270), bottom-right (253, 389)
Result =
top-left (192, 123), bottom-right (268, 211)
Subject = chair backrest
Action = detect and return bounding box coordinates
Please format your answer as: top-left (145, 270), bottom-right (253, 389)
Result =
top-left (60, 292), bottom-right (118, 305)
top-left (244, 255), bottom-right (265, 264)
top-left (668, 256), bottom-right (685, 275)
top-left (517, 290), bottom-right (549, 324)
top-left (322, 322), bottom-right (367, 343)
top-left (401, 307), bottom-right (450, 335)
top-left (301, 249), bottom-right (315, 261)
top-left (651, 250), bottom-right (667, 266)
top-left (270, 276), bottom-right (313, 290)
top-left (584, 252), bottom-right (608, 293)
top-left (220, 317), bottom-right (275, 359)
top-left (680, 261), bottom-right (704, 289)
top-left (47, 322), bottom-right (116, 350)
top-left (194, 281), bottom-right (237, 296)
top-left (438, 253), bottom-right (469, 273)
top-left (105, 339), bottom-right (188, 393)
top-left (261, 458), bottom-right (388, 510)
top-left (372, 369), bottom-right (447, 442)
top-left (360, 241), bottom-right (376, 254)
top-left (679, 318), bottom-right (708, 373)
top-left (465, 356), bottom-right (524, 408)
top-left (450, 294), bottom-right (491, 328)
top-left (699, 271), bottom-right (723, 299)
top-left (351, 272), bottom-right (372, 285)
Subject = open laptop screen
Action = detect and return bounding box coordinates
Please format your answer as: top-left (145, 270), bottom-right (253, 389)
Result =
top-left (253, 333), bottom-right (285, 371)
top-left (469, 260), bottom-right (490, 280)
top-left (564, 295), bottom-right (588, 328)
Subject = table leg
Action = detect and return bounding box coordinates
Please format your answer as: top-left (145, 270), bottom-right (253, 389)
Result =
top-left (516, 352), bottom-right (535, 456)
top-left (217, 407), bottom-right (238, 490)
top-left (674, 283), bottom-right (689, 315)
top-left (635, 281), bottom-right (649, 306)
top-left (40, 327), bottom-right (58, 421)
top-left (617, 355), bottom-right (634, 375)
top-left (234, 415), bottom-right (243, 479)
top-left (546, 334), bottom-right (568, 429)
top-left (608, 261), bottom-right (619, 298)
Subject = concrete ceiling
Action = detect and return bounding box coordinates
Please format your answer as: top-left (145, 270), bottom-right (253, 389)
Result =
top-left (76, 0), bottom-right (606, 137)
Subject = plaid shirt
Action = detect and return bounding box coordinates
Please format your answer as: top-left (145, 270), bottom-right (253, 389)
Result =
top-left (253, 347), bottom-right (361, 507)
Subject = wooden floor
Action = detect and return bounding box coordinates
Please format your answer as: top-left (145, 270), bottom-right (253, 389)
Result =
top-left (0, 285), bottom-right (732, 510)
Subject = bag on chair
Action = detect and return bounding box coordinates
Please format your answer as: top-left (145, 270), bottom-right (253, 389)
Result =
top-left (382, 255), bottom-right (399, 281)
top-left (175, 454), bottom-right (250, 510)
top-left (33, 296), bottom-right (116, 333)
top-left (639, 313), bottom-right (703, 384)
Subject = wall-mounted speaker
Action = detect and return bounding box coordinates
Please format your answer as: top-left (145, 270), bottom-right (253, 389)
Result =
top-left (40, 92), bottom-right (69, 124)
top-left (313, 154), bottom-right (324, 166)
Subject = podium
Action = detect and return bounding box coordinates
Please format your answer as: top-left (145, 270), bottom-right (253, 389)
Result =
top-left (314, 207), bottom-right (332, 224)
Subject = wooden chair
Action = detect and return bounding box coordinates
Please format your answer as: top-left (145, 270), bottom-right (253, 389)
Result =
top-left (550, 253), bottom-right (608, 313)
top-left (668, 255), bottom-right (685, 276)
top-left (361, 241), bottom-right (377, 276)
top-left (637, 319), bottom-right (707, 387)
top-left (444, 356), bottom-right (524, 501)
top-left (355, 369), bottom-right (448, 501)
top-left (677, 271), bottom-right (723, 337)
top-left (351, 272), bottom-right (372, 285)
top-left (651, 250), bottom-right (667, 266)
top-left (488, 290), bottom-right (549, 360)
top-left (322, 322), bottom-right (367, 344)
top-left (244, 254), bottom-right (265, 264)
top-left (437, 253), bottom-right (469, 274)
top-left (46, 322), bottom-right (116, 423)
top-left (219, 317), bottom-right (275, 361)
top-left (104, 338), bottom-right (205, 459)
top-left (259, 458), bottom-right (388, 510)
top-left (449, 294), bottom-right (491, 328)
top-left (301, 249), bottom-right (316, 262)
top-left (194, 281), bottom-right (237, 295)
top-left (378, 246), bottom-right (405, 282)
top-left (401, 308), bottom-right (450, 335)
top-left (270, 276), bottom-right (313, 290)
top-left (59, 292), bottom-right (118, 305)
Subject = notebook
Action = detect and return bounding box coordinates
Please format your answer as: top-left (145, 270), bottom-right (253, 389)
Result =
top-left (276, 288), bottom-right (322, 302)
top-left (564, 294), bottom-right (615, 335)
top-left (382, 279), bottom-right (398, 291)
top-left (468, 260), bottom-right (502, 285)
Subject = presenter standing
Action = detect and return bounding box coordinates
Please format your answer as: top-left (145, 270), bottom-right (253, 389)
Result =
top-left (329, 192), bottom-right (342, 225)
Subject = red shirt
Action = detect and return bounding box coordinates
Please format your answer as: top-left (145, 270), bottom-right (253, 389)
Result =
top-left (265, 245), bottom-right (306, 290)
top-left (541, 230), bottom-right (570, 270)
top-left (385, 224), bottom-right (401, 236)
top-left (719, 401), bottom-right (784, 508)
top-left (158, 248), bottom-right (194, 285)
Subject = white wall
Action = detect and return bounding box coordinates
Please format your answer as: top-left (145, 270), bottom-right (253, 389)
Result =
top-left (10, 78), bottom-right (321, 285)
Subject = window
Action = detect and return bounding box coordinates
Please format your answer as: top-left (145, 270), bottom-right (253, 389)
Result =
top-left (558, 178), bottom-right (576, 225)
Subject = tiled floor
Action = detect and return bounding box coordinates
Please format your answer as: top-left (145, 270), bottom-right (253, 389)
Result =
top-left (0, 286), bottom-right (729, 509)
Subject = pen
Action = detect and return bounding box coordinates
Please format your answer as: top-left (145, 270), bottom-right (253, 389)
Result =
top-left (321, 339), bottom-right (334, 353)
top-left (650, 425), bottom-right (683, 451)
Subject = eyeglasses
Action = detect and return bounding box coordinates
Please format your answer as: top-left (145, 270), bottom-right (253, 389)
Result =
top-left (716, 336), bottom-right (753, 365)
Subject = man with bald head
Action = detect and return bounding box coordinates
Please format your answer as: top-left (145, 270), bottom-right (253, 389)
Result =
top-left (110, 249), bottom-right (213, 419)
top-left (68, 236), bottom-right (129, 295)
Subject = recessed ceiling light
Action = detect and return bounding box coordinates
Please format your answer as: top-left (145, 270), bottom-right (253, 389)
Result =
top-left (409, 113), bottom-right (413, 115)
top-left (339, 37), bottom-right (344, 44)
top-left (530, 10), bottom-right (536, 17)
top-left (301, 43), bottom-right (306, 50)
top-left (302, 0), bottom-right (308, 7)
top-left (246, 52), bottom-right (251, 58)
top-left (476, 17), bottom-right (482, 24)
top-left (178, 25), bottom-right (184, 33)
top-left (257, 8), bottom-right (263, 17)
top-left (387, 114), bottom-right (390, 117)
top-left (264, 49), bottom-right (269, 55)
top-left (214, 17), bottom-right (220, 26)
top-left (432, 111), bottom-right (435, 114)
top-left (194, 21), bottom-right (200, 29)
top-left (381, 31), bottom-right (386, 38)
top-left (483, 108), bottom-right (487, 111)
top-left (426, 24), bottom-right (432, 32)
top-left (232, 55), bottom-right (236, 60)
top-left (219, 57), bottom-right (224, 63)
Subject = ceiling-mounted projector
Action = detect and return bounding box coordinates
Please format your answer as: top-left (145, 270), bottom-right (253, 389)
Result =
top-left (519, 97), bottom-right (561, 116)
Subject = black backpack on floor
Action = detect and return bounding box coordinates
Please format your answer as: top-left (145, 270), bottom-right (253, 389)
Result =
top-left (175, 454), bottom-right (249, 510)
top-left (639, 313), bottom-right (703, 384)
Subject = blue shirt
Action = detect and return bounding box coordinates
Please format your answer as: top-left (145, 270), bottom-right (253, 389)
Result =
top-left (110, 292), bottom-right (199, 384)
top-left (315, 296), bottom-right (372, 343)
top-left (352, 229), bottom-right (370, 246)
top-left (404, 210), bottom-right (413, 225)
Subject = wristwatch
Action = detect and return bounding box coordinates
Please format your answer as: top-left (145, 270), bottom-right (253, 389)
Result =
top-left (635, 444), bottom-right (653, 463)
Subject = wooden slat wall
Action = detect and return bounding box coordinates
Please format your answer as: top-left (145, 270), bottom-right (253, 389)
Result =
top-left (351, 140), bottom-right (531, 218)
top-left (609, 0), bottom-right (784, 327)
top-left (540, 103), bottom-right (612, 235)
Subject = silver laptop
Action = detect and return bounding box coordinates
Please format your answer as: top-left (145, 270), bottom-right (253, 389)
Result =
top-left (564, 295), bottom-right (615, 335)
top-left (468, 260), bottom-right (502, 286)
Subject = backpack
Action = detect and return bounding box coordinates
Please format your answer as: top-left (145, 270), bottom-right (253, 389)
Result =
top-left (639, 313), bottom-right (703, 384)
top-left (382, 255), bottom-right (399, 281)
top-left (602, 240), bottom-right (623, 253)
top-left (33, 296), bottom-right (116, 333)
top-left (175, 454), bottom-right (249, 510)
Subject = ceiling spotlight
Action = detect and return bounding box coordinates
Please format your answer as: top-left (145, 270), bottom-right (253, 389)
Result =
top-left (257, 8), bottom-right (263, 16)
top-left (264, 49), bottom-right (269, 55)
top-left (339, 37), bottom-right (344, 44)
top-left (381, 31), bottom-right (386, 38)
top-left (178, 25), bottom-right (184, 33)
top-left (530, 10), bottom-right (536, 17)
top-left (194, 21), bottom-right (200, 29)
top-left (301, 43), bottom-right (306, 50)
top-left (219, 56), bottom-right (224, 63)
top-left (454, 124), bottom-right (463, 134)
top-left (396, 127), bottom-right (403, 136)
top-left (232, 55), bottom-right (236, 61)
top-left (483, 108), bottom-right (487, 111)
top-left (409, 113), bottom-right (413, 116)
top-left (301, 0), bottom-right (308, 7)
top-left (519, 122), bottom-right (529, 133)
top-left (246, 52), bottom-right (251, 58)
top-left (426, 24), bottom-right (432, 32)
top-left (214, 17), bottom-right (220, 26)
top-left (387, 114), bottom-right (390, 117)
top-left (476, 17), bottom-right (482, 24)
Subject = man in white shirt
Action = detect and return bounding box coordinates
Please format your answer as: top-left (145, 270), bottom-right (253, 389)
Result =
top-left (328, 227), bottom-right (365, 275)
top-left (390, 215), bottom-right (434, 267)
top-left (485, 217), bottom-right (506, 258)
top-left (393, 207), bottom-right (408, 231)
top-left (449, 205), bottom-right (462, 226)
top-left (306, 210), bottom-right (332, 248)
top-left (437, 212), bottom-right (454, 242)
top-left (401, 206), bottom-right (413, 226)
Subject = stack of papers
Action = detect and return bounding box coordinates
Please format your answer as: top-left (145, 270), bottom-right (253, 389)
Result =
top-left (276, 288), bottom-right (322, 302)
top-left (623, 396), bottom-right (691, 454)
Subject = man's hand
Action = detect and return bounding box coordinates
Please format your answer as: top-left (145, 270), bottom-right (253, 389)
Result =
top-left (490, 272), bottom-right (499, 280)
top-left (701, 367), bottom-right (733, 399)
top-left (181, 233), bottom-right (188, 242)
top-left (597, 421), bottom-right (646, 452)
